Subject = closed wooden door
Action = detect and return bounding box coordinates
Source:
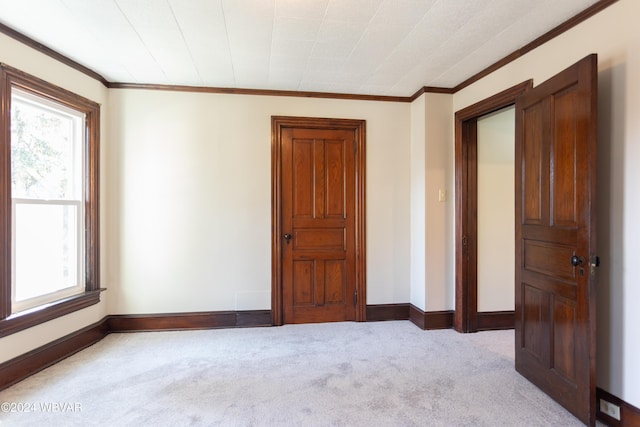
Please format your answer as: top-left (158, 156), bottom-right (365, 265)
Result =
top-left (515, 54), bottom-right (598, 425)
top-left (272, 117), bottom-right (366, 325)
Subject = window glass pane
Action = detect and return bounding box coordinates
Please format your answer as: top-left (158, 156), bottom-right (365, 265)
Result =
top-left (14, 203), bottom-right (80, 302)
top-left (10, 93), bottom-right (83, 200)
top-left (9, 88), bottom-right (86, 313)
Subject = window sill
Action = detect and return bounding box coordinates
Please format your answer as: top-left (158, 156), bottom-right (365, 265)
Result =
top-left (0, 289), bottom-right (104, 339)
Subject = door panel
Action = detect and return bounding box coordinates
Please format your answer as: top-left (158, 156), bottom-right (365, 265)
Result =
top-left (553, 297), bottom-right (577, 381)
top-left (294, 229), bottom-right (345, 250)
top-left (293, 140), bottom-right (314, 217)
top-left (522, 284), bottom-right (545, 360)
top-left (325, 140), bottom-right (346, 217)
top-left (523, 241), bottom-right (575, 280)
top-left (515, 54), bottom-right (597, 425)
top-left (523, 100), bottom-right (546, 225)
top-left (273, 118), bottom-right (365, 325)
top-left (325, 260), bottom-right (346, 304)
top-left (293, 261), bottom-right (314, 305)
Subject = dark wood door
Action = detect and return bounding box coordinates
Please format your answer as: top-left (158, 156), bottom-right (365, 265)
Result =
top-left (515, 54), bottom-right (598, 426)
top-left (272, 117), bottom-right (366, 325)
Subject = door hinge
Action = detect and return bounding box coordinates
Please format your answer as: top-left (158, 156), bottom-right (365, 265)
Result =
top-left (590, 255), bottom-right (601, 275)
top-left (354, 288), bottom-right (358, 305)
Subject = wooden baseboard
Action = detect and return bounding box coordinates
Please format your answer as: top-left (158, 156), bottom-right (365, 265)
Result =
top-left (2, 306), bottom-right (418, 392)
top-left (409, 305), bottom-right (454, 330)
top-left (597, 387), bottom-right (640, 427)
top-left (4, 309), bottom-right (638, 427)
top-left (0, 318), bottom-right (109, 391)
top-left (476, 311), bottom-right (514, 331)
top-left (366, 303), bottom-right (410, 321)
top-left (0, 306), bottom-right (452, 391)
top-left (0, 310), bottom-right (271, 391)
top-left (107, 310), bottom-right (272, 332)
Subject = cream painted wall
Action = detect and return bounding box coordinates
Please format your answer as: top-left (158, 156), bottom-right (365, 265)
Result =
top-left (424, 94), bottom-right (454, 311)
top-left (410, 95), bottom-right (427, 310)
top-left (452, 0), bottom-right (640, 409)
top-left (476, 107), bottom-right (515, 312)
top-left (410, 93), bottom-right (454, 311)
top-left (0, 33), bottom-right (109, 364)
top-left (107, 89), bottom-right (412, 314)
top-left (407, 92), bottom-right (453, 312)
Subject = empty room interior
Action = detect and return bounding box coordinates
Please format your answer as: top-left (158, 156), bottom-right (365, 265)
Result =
top-left (0, 0), bottom-right (638, 425)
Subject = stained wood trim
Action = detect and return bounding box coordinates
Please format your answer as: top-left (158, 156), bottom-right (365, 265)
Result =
top-left (454, 80), bottom-right (533, 333)
top-left (409, 305), bottom-right (454, 330)
top-left (596, 387), bottom-right (640, 427)
top-left (0, 290), bottom-right (104, 339)
top-left (0, 318), bottom-right (108, 391)
top-left (0, 22), bottom-right (109, 87)
top-left (5, 313), bottom-right (637, 427)
top-left (0, 64), bottom-right (102, 338)
top-left (455, 80), bottom-right (534, 121)
top-left (271, 116), bottom-right (367, 326)
top-left (355, 122), bottom-right (367, 323)
top-left (0, 63), bottom-right (101, 111)
top-left (409, 305), bottom-right (427, 329)
top-left (0, 310), bottom-right (271, 391)
top-left (409, 86), bottom-right (456, 101)
top-left (271, 117), bottom-right (283, 326)
top-left (0, 65), bottom-right (10, 321)
top-left (453, 0), bottom-right (618, 93)
top-left (0, 20), bottom-right (418, 101)
top-left (107, 310), bottom-right (272, 332)
top-left (366, 304), bottom-right (410, 321)
top-left (109, 82), bottom-right (413, 103)
top-left (476, 311), bottom-right (515, 331)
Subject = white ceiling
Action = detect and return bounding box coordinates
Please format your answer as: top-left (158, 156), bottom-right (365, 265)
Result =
top-left (0, 0), bottom-right (601, 97)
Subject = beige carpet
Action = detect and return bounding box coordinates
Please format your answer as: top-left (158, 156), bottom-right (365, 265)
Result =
top-left (0, 321), bottom-right (592, 426)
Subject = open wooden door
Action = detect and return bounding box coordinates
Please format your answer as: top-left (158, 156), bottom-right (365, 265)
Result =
top-left (515, 54), bottom-right (598, 425)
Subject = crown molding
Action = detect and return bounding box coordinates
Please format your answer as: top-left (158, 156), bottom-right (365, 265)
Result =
top-left (0, 22), bottom-right (109, 87)
top-left (452, 0), bottom-right (618, 92)
top-left (409, 86), bottom-right (456, 101)
top-left (107, 82), bottom-right (414, 102)
top-left (0, 0), bottom-right (619, 101)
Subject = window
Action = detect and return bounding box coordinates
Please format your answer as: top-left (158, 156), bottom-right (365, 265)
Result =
top-left (0, 64), bottom-right (100, 337)
top-left (11, 89), bottom-right (86, 313)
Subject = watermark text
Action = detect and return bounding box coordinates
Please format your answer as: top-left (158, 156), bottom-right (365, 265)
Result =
top-left (1, 402), bottom-right (82, 413)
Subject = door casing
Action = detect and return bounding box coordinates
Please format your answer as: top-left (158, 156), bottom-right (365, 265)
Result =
top-left (454, 81), bottom-right (533, 332)
top-left (271, 116), bottom-right (366, 326)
